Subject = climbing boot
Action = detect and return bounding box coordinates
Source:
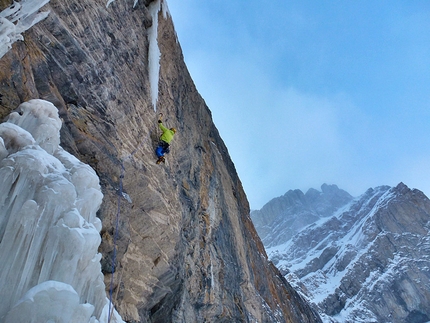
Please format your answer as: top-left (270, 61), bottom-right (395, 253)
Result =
top-left (156, 156), bottom-right (165, 164)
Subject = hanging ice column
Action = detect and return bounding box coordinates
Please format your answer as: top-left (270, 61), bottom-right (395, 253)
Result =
top-left (105, 0), bottom-right (170, 111)
top-left (148, 0), bottom-right (162, 111)
top-left (0, 100), bottom-right (124, 323)
top-left (148, 0), bottom-right (170, 111)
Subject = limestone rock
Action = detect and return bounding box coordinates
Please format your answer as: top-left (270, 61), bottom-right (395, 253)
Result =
top-left (0, 1), bottom-right (321, 322)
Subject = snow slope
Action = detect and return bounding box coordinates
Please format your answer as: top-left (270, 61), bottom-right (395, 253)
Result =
top-left (251, 184), bottom-right (353, 248)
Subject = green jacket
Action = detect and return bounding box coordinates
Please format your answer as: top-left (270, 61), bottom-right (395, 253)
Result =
top-left (159, 122), bottom-right (175, 144)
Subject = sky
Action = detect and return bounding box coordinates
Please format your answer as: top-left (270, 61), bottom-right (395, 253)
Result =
top-left (167, 0), bottom-right (430, 210)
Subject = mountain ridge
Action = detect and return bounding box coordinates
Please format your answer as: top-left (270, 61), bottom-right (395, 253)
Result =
top-left (251, 184), bottom-right (353, 248)
top-left (252, 182), bottom-right (430, 323)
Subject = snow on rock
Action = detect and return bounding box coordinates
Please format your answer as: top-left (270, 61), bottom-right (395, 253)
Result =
top-left (0, 0), bottom-right (50, 59)
top-left (251, 184), bottom-right (353, 248)
top-left (0, 99), bottom-right (123, 322)
top-left (260, 184), bottom-right (430, 322)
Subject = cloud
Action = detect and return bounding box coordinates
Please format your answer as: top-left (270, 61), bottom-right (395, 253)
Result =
top-left (180, 36), bottom-right (376, 208)
top-left (168, 0), bottom-right (430, 209)
top-left (181, 35), bottom-right (430, 208)
top-left (236, 88), bottom-right (364, 208)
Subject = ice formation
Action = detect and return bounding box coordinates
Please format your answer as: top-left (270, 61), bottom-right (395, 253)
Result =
top-left (106, 0), bottom-right (169, 111)
top-left (0, 99), bottom-right (124, 323)
top-left (0, 0), bottom-right (50, 59)
top-left (106, 0), bottom-right (139, 8)
top-left (2, 0), bottom-right (166, 112)
top-left (148, 0), bottom-right (162, 111)
top-left (107, 0), bottom-right (168, 111)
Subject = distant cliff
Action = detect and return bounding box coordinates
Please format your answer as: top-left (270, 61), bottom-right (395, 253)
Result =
top-left (253, 183), bottom-right (430, 323)
top-left (0, 0), bottom-right (321, 322)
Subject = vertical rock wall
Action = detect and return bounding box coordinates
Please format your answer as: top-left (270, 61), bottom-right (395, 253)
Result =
top-left (0, 1), bottom-right (321, 322)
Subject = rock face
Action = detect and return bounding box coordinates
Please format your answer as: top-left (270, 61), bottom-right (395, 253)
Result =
top-left (255, 183), bottom-right (430, 323)
top-left (0, 1), bottom-right (321, 322)
top-left (251, 184), bottom-right (353, 248)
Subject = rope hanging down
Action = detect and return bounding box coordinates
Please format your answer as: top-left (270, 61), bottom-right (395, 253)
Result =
top-left (107, 131), bottom-right (151, 323)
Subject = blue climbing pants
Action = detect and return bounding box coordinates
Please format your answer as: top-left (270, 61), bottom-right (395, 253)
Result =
top-left (156, 141), bottom-right (170, 157)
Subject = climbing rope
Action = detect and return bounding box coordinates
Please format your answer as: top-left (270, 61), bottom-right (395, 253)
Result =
top-left (108, 162), bottom-right (124, 323)
top-left (107, 128), bottom-right (154, 323)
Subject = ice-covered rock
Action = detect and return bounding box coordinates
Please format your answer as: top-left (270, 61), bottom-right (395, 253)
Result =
top-left (0, 0), bottom-right (50, 58)
top-left (4, 281), bottom-right (96, 323)
top-left (0, 100), bottom-right (123, 322)
top-left (6, 99), bottom-right (62, 154)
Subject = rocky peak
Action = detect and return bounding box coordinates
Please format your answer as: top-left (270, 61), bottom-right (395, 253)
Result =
top-left (0, 1), bottom-right (321, 322)
top-left (259, 183), bottom-right (430, 322)
top-left (251, 184), bottom-right (353, 248)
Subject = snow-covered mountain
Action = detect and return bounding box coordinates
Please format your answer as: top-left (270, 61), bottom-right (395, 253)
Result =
top-left (252, 183), bottom-right (430, 323)
top-left (251, 184), bottom-right (353, 248)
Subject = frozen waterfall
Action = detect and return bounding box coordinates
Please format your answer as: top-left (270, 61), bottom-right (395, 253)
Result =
top-left (0, 100), bottom-right (124, 323)
top-left (0, 0), bottom-right (50, 59)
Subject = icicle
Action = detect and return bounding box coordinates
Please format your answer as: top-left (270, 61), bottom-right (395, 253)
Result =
top-left (106, 0), bottom-right (139, 9)
top-left (0, 0), bottom-right (50, 59)
top-left (104, 0), bottom-right (170, 111)
top-left (161, 0), bottom-right (170, 19)
top-left (148, 0), bottom-right (161, 111)
top-left (106, 0), bottom-right (115, 7)
top-left (4, 281), bottom-right (95, 323)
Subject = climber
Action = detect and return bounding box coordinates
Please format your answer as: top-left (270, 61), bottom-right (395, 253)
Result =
top-left (155, 113), bottom-right (176, 164)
